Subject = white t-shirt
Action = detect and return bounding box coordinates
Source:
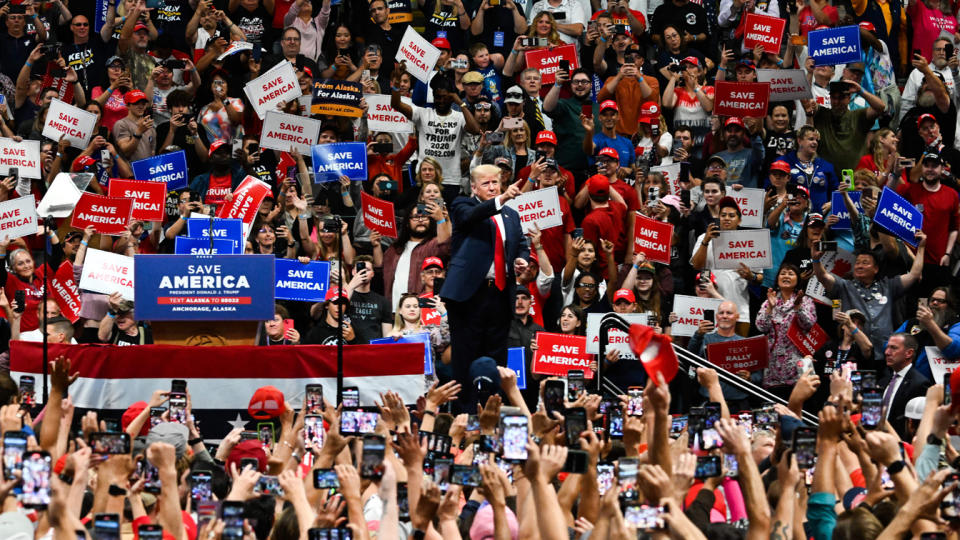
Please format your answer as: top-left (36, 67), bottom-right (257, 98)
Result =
top-left (392, 241), bottom-right (416, 309)
top-left (690, 232), bottom-right (757, 322)
top-left (412, 106), bottom-right (467, 187)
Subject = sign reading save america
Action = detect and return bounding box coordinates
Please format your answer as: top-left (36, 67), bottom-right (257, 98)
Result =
top-left (79, 248), bottom-right (135, 301)
top-left (0, 137), bottom-right (41, 179)
top-left (243, 60), bottom-right (302, 119)
top-left (361, 191), bottom-right (398, 238)
top-left (131, 150), bottom-right (189, 191)
top-left (712, 229), bottom-right (773, 269)
top-left (524, 44), bottom-right (579, 85)
top-left (311, 142), bottom-right (367, 182)
top-left (504, 186), bottom-right (563, 233)
top-left (274, 258), bottom-right (330, 302)
top-left (671, 295), bottom-right (724, 336)
top-left (108, 178), bottom-right (166, 222)
top-left (395, 26), bottom-right (441, 83)
top-left (756, 69), bottom-right (812, 101)
top-left (216, 176), bottom-right (272, 224)
top-left (743, 13), bottom-right (785, 53)
top-left (808, 25), bottom-right (861, 66)
top-left (532, 332), bottom-right (593, 377)
top-left (259, 111), bottom-right (321, 154)
top-left (713, 82), bottom-right (770, 118)
top-left (0, 195), bottom-right (38, 240)
top-left (71, 192), bottom-right (132, 235)
top-left (42, 99), bottom-right (96, 149)
top-left (633, 213), bottom-right (672, 264)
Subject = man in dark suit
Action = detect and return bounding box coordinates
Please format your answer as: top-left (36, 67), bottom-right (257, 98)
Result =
top-left (880, 332), bottom-right (932, 440)
top-left (440, 164), bottom-right (528, 403)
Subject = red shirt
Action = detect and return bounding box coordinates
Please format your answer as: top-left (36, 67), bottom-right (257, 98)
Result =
top-left (798, 5), bottom-right (839, 36)
top-left (582, 201), bottom-right (627, 272)
top-left (516, 166), bottom-right (576, 200)
top-left (540, 196), bottom-right (576, 272)
top-left (896, 181), bottom-right (960, 264)
top-left (205, 174), bottom-right (233, 205)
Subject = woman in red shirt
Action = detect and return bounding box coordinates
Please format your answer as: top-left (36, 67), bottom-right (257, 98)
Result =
top-left (0, 227), bottom-right (63, 332)
top-left (856, 128), bottom-right (904, 186)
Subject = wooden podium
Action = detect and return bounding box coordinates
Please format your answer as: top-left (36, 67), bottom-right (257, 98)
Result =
top-left (150, 321), bottom-right (261, 346)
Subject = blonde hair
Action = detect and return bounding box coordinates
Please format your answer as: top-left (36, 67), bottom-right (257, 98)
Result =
top-left (471, 164), bottom-right (502, 184)
top-left (527, 11), bottom-right (563, 45)
top-left (392, 293), bottom-right (422, 330)
top-left (416, 157), bottom-right (445, 186)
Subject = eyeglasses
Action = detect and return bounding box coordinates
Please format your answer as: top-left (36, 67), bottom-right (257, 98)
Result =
top-left (475, 103), bottom-right (492, 110)
top-left (930, 297), bottom-right (948, 304)
top-left (572, 79), bottom-right (591, 85)
top-left (410, 214), bottom-right (430, 221)
top-left (706, 164), bottom-right (725, 170)
top-left (576, 283), bottom-right (597, 289)
top-left (934, 47), bottom-right (947, 52)
top-left (283, 37), bottom-right (301, 42)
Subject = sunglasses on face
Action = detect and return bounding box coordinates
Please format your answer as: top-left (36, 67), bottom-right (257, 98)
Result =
top-left (577, 283), bottom-right (597, 289)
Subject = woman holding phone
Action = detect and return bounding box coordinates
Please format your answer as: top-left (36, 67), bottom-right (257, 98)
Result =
top-left (259, 304), bottom-right (300, 345)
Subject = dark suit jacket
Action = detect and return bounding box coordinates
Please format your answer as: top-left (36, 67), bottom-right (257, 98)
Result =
top-left (521, 95), bottom-right (546, 140)
top-left (439, 195), bottom-right (528, 303)
top-left (880, 366), bottom-right (931, 440)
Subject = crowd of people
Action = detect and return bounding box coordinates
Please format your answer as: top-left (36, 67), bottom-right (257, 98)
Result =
top-left (0, 0), bottom-right (956, 537)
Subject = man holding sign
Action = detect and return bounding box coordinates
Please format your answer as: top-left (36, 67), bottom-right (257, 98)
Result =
top-left (812, 230), bottom-right (927, 363)
top-left (686, 299), bottom-right (760, 410)
top-left (808, 79), bottom-right (886, 172)
top-left (391, 64), bottom-right (480, 203)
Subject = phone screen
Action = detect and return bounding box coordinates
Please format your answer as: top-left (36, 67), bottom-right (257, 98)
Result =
top-left (564, 408), bottom-right (587, 447)
top-left (607, 407), bottom-right (624, 438)
top-left (695, 456), bottom-right (720, 478)
top-left (342, 387), bottom-right (360, 407)
top-left (222, 502), bottom-right (245, 540)
top-left (304, 415), bottom-right (325, 448)
top-left (305, 385), bottom-right (324, 415)
top-left (21, 451), bottom-right (51, 507)
top-left (313, 468), bottom-right (340, 489)
top-left (360, 435), bottom-right (386, 478)
top-left (627, 387), bottom-right (643, 416)
top-left (543, 380), bottom-right (565, 415)
top-left (861, 388), bottom-right (882, 429)
top-left (94, 514), bottom-right (121, 540)
top-left (433, 457), bottom-right (452, 491)
top-left (191, 471), bottom-right (213, 503)
top-left (18, 375), bottom-right (35, 406)
top-left (3, 432), bottom-right (26, 481)
top-left (793, 428), bottom-right (817, 469)
top-left (597, 462), bottom-right (615, 495)
top-left (168, 394), bottom-right (187, 423)
top-left (618, 458), bottom-right (638, 500)
top-left (501, 415), bottom-right (528, 461)
top-left (567, 370), bottom-right (585, 401)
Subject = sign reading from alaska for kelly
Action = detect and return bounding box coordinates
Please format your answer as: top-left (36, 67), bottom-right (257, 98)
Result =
top-left (713, 82), bottom-right (770, 118)
top-left (243, 60), bottom-right (302, 119)
top-left (108, 178), bottom-right (166, 222)
top-left (504, 186), bottom-right (562, 233)
top-left (707, 335), bottom-right (769, 372)
top-left (712, 229), bottom-right (773, 269)
top-left (633, 213), bottom-right (672, 264)
top-left (71, 192), bottom-right (133, 235)
top-left (311, 79), bottom-right (363, 118)
top-left (532, 332), bottom-right (594, 378)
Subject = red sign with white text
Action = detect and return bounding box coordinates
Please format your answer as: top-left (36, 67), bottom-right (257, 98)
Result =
top-left (633, 214), bottom-right (673, 265)
top-left (524, 44), bottom-right (580, 85)
top-left (743, 13), bottom-right (786, 53)
top-left (70, 192), bottom-right (133, 235)
top-left (706, 335), bottom-right (769, 372)
top-left (50, 262), bottom-right (81, 323)
top-left (216, 176), bottom-right (271, 224)
top-left (108, 178), bottom-right (167, 222)
top-left (787, 321), bottom-right (829, 357)
top-left (361, 191), bottom-right (398, 238)
top-left (533, 332), bottom-right (594, 378)
top-left (419, 293), bottom-right (441, 326)
top-left (713, 81), bottom-right (771, 118)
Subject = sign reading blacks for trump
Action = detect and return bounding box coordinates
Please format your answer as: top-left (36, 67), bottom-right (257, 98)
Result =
top-left (134, 254), bottom-right (275, 321)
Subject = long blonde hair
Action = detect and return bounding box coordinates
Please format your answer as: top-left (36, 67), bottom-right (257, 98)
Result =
top-left (392, 293), bottom-right (423, 331)
top-left (527, 12), bottom-right (563, 45)
top-left (869, 128), bottom-right (895, 172)
top-left (416, 157), bottom-right (445, 186)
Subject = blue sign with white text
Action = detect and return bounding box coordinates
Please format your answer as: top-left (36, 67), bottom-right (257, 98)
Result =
top-left (808, 25), bottom-right (861, 66)
top-left (507, 347), bottom-right (526, 390)
top-left (134, 255), bottom-right (275, 321)
top-left (311, 142), bottom-right (367, 182)
top-left (186, 218), bottom-right (243, 252)
top-left (873, 187), bottom-right (923, 246)
top-left (175, 237), bottom-right (236, 255)
top-left (274, 258), bottom-right (330, 302)
top-left (830, 191), bottom-right (862, 230)
top-left (370, 333), bottom-right (434, 375)
top-left (132, 150), bottom-right (189, 190)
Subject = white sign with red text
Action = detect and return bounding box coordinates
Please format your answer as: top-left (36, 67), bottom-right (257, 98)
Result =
top-left (42, 99), bottom-right (96, 149)
top-left (671, 294), bottom-right (724, 337)
top-left (650, 163), bottom-right (681, 196)
top-left (712, 229), bottom-right (772, 269)
top-left (585, 312), bottom-right (648, 357)
top-left (504, 186), bottom-right (562, 233)
top-left (757, 69), bottom-right (812, 101)
top-left (108, 178), bottom-right (166, 222)
top-left (396, 26), bottom-right (441, 83)
top-left (79, 248), bottom-right (135, 301)
top-left (0, 138), bottom-right (41, 179)
top-left (243, 61), bottom-right (303, 119)
top-left (260, 111), bottom-right (321, 154)
top-left (0, 195), bottom-right (38, 240)
top-left (731, 188), bottom-right (765, 228)
top-left (364, 94), bottom-right (414, 134)
top-left (805, 248), bottom-right (855, 304)
top-left (216, 176), bottom-right (272, 224)
top-left (928, 347), bottom-right (959, 384)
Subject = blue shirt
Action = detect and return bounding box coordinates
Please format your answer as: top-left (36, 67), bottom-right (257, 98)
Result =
top-left (765, 211), bottom-right (806, 287)
top-left (778, 152), bottom-right (839, 212)
top-left (592, 132), bottom-right (634, 168)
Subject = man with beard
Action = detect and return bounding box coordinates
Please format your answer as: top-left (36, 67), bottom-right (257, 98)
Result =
top-left (710, 117), bottom-right (762, 189)
top-left (894, 286), bottom-right (960, 380)
top-left (893, 153), bottom-right (959, 295)
top-left (900, 69), bottom-right (957, 160)
top-left (392, 66), bottom-right (481, 204)
top-left (901, 38), bottom-right (955, 122)
top-left (507, 285), bottom-right (544, 408)
top-left (809, 79), bottom-right (885, 172)
top-left (381, 204), bottom-right (451, 308)
top-left (544, 68), bottom-right (593, 183)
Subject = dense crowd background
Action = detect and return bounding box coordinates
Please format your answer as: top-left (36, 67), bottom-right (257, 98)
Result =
top-left (0, 0), bottom-right (955, 537)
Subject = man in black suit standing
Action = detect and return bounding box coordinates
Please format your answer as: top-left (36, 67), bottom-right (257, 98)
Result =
top-left (440, 165), bottom-right (528, 403)
top-left (881, 332), bottom-right (932, 440)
